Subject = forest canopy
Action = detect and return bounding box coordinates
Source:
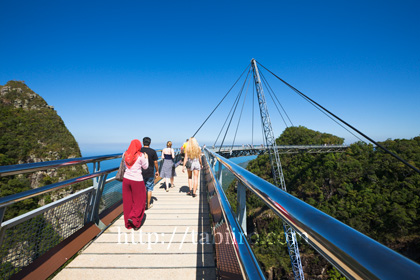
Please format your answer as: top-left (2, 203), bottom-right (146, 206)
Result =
top-left (231, 126), bottom-right (420, 279)
top-left (248, 126), bottom-right (420, 243)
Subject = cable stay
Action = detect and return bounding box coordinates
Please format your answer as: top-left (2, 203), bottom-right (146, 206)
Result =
top-left (258, 64), bottom-right (365, 144)
top-left (192, 63), bottom-right (250, 138)
top-left (231, 72), bottom-right (252, 149)
top-left (218, 68), bottom-right (251, 152)
top-left (212, 66), bottom-right (252, 149)
top-left (259, 69), bottom-right (294, 128)
top-left (256, 61), bottom-right (420, 175)
top-left (252, 83), bottom-right (255, 146)
top-left (213, 86), bottom-right (244, 148)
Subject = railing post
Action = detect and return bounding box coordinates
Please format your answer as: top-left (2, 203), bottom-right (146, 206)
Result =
top-left (86, 173), bottom-right (107, 230)
top-left (217, 161), bottom-right (223, 186)
top-left (92, 161), bottom-right (101, 188)
top-left (237, 182), bottom-right (247, 235)
top-left (210, 154), bottom-right (215, 171)
top-left (0, 207), bottom-right (6, 245)
top-left (0, 207), bottom-right (5, 225)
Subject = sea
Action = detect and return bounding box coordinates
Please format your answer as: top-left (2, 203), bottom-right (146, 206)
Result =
top-left (81, 148), bottom-right (257, 196)
top-left (81, 149), bottom-right (256, 179)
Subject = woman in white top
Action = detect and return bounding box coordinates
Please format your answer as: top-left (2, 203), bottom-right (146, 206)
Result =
top-left (122, 139), bottom-right (148, 230)
top-left (160, 141), bottom-right (176, 192)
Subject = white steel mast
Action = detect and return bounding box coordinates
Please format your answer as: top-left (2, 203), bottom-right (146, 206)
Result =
top-left (251, 58), bottom-right (305, 280)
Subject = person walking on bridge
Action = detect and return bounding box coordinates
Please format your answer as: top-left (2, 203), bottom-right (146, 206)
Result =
top-left (180, 138), bottom-right (189, 165)
top-left (122, 139), bottom-right (148, 230)
top-left (161, 141), bottom-right (177, 192)
top-left (141, 137), bottom-right (159, 210)
top-left (182, 137), bottom-right (202, 198)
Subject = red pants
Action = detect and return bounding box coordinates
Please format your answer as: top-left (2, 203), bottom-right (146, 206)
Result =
top-left (122, 178), bottom-right (146, 229)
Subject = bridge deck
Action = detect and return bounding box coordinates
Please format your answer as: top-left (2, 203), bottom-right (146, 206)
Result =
top-left (54, 165), bottom-right (216, 280)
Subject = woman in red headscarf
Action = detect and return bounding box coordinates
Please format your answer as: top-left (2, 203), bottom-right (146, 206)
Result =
top-left (122, 139), bottom-right (149, 230)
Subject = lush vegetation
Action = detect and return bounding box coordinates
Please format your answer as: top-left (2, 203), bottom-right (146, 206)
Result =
top-left (0, 81), bottom-right (90, 220)
top-left (226, 126), bottom-right (420, 279)
top-left (0, 215), bottom-right (63, 279)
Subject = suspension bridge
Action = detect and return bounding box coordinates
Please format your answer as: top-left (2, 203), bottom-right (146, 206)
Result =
top-left (1, 59), bottom-right (420, 280)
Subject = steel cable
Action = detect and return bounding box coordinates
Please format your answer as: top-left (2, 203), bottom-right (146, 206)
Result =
top-left (192, 63), bottom-right (251, 138)
top-left (219, 68), bottom-right (251, 152)
top-left (231, 72), bottom-right (252, 149)
top-left (213, 85), bottom-right (243, 148)
top-left (257, 61), bottom-right (420, 175)
top-left (259, 69), bottom-right (292, 128)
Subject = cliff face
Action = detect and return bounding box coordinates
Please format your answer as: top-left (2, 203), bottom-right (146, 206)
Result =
top-left (0, 81), bottom-right (82, 164)
top-left (1, 81), bottom-right (54, 111)
top-left (0, 80), bottom-right (89, 219)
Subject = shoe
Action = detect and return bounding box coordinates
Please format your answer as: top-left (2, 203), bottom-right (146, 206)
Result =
top-left (192, 193), bottom-right (196, 198)
top-left (186, 191), bottom-right (191, 196)
top-left (166, 189), bottom-right (169, 192)
top-left (171, 184), bottom-right (175, 188)
top-left (128, 219), bottom-right (140, 230)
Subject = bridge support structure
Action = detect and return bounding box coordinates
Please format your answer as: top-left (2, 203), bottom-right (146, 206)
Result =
top-left (251, 59), bottom-right (305, 280)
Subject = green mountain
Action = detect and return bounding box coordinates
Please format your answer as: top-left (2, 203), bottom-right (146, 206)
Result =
top-left (0, 80), bottom-right (89, 220)
top-left (226, 126), bottom-right (420, 279)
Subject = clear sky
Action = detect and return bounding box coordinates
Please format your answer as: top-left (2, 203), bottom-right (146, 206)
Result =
top-left (1, 0), bottom-right (419, 154)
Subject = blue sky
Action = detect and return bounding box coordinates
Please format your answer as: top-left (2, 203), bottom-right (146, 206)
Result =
top-left (1, 0), bottom-right (419, 155)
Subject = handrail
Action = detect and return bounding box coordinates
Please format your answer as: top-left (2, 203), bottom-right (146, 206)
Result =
top-left (0, 148), bottom-right (170, 177)
top-left (1, 186), bottom-right (95, 229)
top-left (214, 144), bottom-right (348, 150)
top-left (0, 149), bottom-right (171, 280)
top-left (0, 148), bottom-right (176, 209)
top-left (0, 167), bottom-right (118, 208)
top-left (0, 153), bottom-right (122, 177)
top-left (203, 154), bottom-right (265, 279)
top-left (204, 147), bottom-right (420, 280)
top-left (0, 147), bottom-right (174, 204)
top-left (212, 145), bottom-right (349, 159)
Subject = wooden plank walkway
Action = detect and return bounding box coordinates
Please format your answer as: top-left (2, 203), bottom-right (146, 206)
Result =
top-left (54, 165), bottom-right (216, 280)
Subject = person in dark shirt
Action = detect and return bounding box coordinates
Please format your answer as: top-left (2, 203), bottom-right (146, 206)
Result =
top-left (141, 137), bottom-right (159, 209)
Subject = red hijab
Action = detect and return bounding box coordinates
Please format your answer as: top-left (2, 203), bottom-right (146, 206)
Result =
top-left (124, 139), bottom-right (143, 169)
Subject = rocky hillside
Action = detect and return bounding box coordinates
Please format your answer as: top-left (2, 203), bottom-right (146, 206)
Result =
top-left (0, 80), bottom-right (89, 220)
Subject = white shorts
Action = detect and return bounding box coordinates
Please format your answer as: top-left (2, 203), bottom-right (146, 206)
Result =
top-left (188, 158), bottom-right (201, 171)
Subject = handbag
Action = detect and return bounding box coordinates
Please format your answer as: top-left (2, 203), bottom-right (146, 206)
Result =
top-left (116, 155), bottom-right (125, 181)
top-left (185, 160), bottom-right (192, 169)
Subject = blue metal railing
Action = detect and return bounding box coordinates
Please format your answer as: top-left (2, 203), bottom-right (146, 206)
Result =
top-left (204, 147), bottom-right (420, 280)
top-left (210, 145), bottom-right (349, 159)
top-left (0, 149), bottom-right (176, 208)
top-left (0, 153), bottom-right (126, 279)
top-left (203, 152), bottom-right (265, 279)
top-left (0, 150), bottom-right (173, 279)
top-left (0, 153), bottom-right (122, 177)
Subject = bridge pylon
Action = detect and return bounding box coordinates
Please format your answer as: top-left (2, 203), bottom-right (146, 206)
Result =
top-left (251, 58), bottom-right (305, 280)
